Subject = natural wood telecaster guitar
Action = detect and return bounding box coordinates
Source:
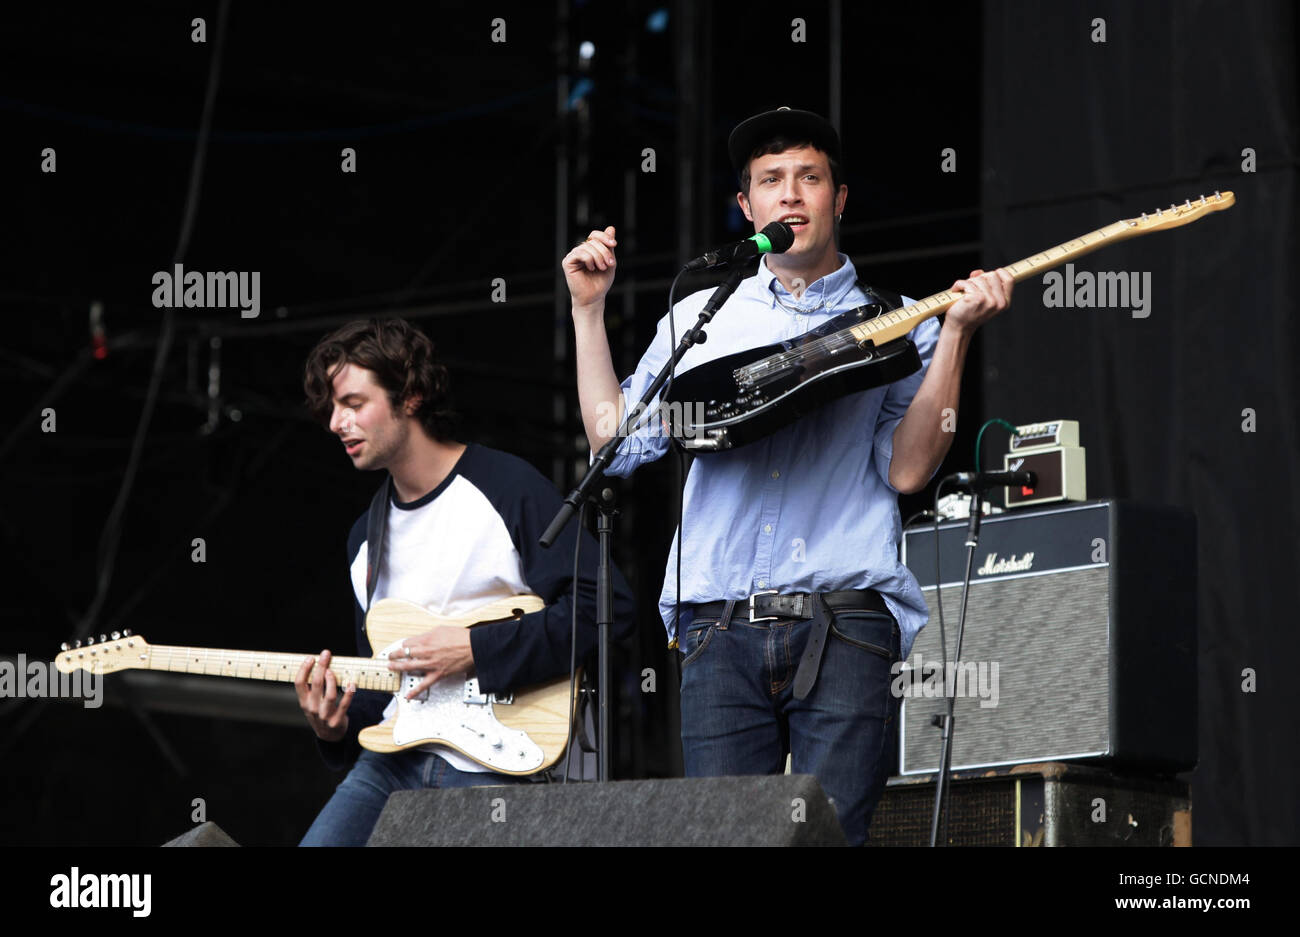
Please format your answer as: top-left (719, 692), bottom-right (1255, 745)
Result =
top-left (54, 594), bottom-right (575, 775)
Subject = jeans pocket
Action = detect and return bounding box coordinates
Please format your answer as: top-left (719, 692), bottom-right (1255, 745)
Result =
top-left (680, 620), bottom-right (717, 667)
top-left (828, 610), bottom-right (897, 660)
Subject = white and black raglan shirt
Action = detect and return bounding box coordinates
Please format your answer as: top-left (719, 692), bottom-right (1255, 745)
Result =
top-left (316, 443), bottom-right (634, 773)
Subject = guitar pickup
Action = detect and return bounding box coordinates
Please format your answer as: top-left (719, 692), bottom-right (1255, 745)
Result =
top-left (463, 678), bottom-right (512, 706)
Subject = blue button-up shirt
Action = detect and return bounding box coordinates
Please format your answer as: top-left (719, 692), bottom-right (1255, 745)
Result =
top-left (606, 254), bottom-right (941, 658)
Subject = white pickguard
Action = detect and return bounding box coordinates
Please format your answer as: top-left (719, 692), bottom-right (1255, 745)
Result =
top-left (377, 639), bottom-right (544, 772)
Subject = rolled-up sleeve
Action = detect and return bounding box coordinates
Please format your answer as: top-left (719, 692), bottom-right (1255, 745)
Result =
top-left (872, 310), bottom-right (942, 491)
top-left (602, 310), bottom-right (680, 478)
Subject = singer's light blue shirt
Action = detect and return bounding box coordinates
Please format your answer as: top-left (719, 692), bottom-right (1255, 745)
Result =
top-left (605, 254), bottom-right (941, 658)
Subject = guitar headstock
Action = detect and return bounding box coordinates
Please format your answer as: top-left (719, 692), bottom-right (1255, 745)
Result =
top-left (1126, 191), bottom-right (1235, 232)
top-left (54, 630), bottom-right (150, 675)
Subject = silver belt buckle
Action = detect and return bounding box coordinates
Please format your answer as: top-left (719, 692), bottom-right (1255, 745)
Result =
top-left (748, 589), bottom-right (779, 623)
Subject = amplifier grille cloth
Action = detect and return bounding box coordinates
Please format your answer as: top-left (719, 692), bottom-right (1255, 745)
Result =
top-left (871, 779), bottom-right (1017, 846)
top-left (901, 566), bottom-right (1111, 773)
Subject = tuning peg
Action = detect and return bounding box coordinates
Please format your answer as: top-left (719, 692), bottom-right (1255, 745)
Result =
top-left (1214, 190), bottom-right (1221, 199)
top-left (1183, 199), bottom-right (1191, 209)
top-left (86, 636), bottom-right (95, 645)
top-left (60, 642), bottom-right (70, 651)
top-left (111, 631), bottom-right (121, 640)
top-left (1200, 194), bottom-right (1207, 205)
top-left (99, 633), bottom-right (107, 642)
top-left (123, 629), bottom-right (132, 637)
top-left (74, 639), bottom-right (82, 649)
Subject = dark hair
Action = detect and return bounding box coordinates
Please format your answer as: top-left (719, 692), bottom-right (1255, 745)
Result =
top-left (738, 137), bottom-right (844, 196)
top-left (303, 318), bottom-right (457, 441)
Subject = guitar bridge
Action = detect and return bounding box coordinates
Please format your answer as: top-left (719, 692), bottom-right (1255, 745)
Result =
top-left (463, 678), bottom-right (513, 706)
top-left (733, 360), bottom-right (795, 390)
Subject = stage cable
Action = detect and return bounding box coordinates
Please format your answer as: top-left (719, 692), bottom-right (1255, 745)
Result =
top-left (74, 0), bottom-right (232, 643)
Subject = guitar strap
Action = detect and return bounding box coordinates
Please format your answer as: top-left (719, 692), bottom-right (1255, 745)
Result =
top-left (855, 278), bottom-right (903, 315)
top-left (364, 474), bottom-right (392, 610)
top-left (789, 279), bottom-right (902, 700)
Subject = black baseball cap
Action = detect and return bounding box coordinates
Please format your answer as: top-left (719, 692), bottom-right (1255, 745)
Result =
top-left (727, 107), bottom-right (843, 178)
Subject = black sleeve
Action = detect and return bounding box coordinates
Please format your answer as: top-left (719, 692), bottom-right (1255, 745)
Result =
top-left (313, 512), bottom-right (391, 771)
top-left (466, 451), bottom-right (636, 693)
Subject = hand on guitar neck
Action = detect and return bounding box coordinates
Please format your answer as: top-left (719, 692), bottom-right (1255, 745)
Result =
top-left (943, 267), bottom-right (1015, 336)
top-left (295, 649), bottom-right (356, 743)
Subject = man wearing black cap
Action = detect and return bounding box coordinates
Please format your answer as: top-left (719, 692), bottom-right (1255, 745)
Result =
top-left (563, 107), bottom-right (1011, 843)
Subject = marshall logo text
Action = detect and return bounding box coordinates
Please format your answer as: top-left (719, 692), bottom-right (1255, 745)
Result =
top-left (977, 552), bottom-right (1035, 576)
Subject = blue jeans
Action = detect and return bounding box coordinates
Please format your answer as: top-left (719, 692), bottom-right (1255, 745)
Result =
top-left (300, 749), bottom-right (533, 846)
top-left (678, 603), bottom-right (901, 846)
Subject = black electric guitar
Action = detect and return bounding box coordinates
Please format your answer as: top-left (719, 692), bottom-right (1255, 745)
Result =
top-left (663, 191), bottom-right (1235, 451)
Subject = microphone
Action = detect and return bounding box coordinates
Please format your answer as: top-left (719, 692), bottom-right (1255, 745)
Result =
top-left (683, 221), bottom-right (795, 271)
top-left (946, 470), bottom-right (1038, 490)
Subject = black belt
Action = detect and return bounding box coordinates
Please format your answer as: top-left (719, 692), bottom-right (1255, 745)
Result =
top-left (690, 588), bottom-right (888, 622)
top-left (688, 588), bottom-right (891, 700)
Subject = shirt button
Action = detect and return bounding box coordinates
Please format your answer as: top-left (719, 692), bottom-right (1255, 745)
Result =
top-left (764, 524), bottom-right (773, 533)
top-left (758, 580), bottom-right (768, 589)
top-left (771, 470), bottom-right (781, 479)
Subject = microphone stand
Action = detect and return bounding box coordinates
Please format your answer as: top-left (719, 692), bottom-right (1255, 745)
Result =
top-left (540, 263), bottom-right (750, 782)
top-left (928, 485), bottom-right (983, 847)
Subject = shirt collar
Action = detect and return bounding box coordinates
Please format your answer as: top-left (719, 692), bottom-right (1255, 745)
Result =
top-left (757, 253), bottom-right (860, 313)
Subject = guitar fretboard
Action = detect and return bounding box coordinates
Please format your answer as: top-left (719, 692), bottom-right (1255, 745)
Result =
top-left (141, 645), bottom-right (400, 692)
top-left (844, 218), bottom-right (1140, 349)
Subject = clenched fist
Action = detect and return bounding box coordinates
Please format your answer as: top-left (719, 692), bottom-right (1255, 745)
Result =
top-left (563, 226), bottom-right (618, 315)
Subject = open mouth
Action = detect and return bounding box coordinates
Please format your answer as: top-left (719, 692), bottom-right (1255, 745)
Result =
top-left (780, 214), bottom-right (810, 232)
top-left (344, 440), bottom-right (364, 456)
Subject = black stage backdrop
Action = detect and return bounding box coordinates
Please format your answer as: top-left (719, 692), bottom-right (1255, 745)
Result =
top-left (1, 1), bottom-right (1296, 849)
top-left (981, 0), bottom-right (1299, 844)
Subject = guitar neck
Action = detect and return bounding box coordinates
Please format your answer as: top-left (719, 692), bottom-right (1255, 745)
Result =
top-left (138, 645), bottom-right (400, 693)
top-left (846, 216), bottom-right (1149, 347)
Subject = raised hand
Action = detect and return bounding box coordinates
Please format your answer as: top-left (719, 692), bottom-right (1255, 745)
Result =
top-left (563, 226), bottom-right (619, 314)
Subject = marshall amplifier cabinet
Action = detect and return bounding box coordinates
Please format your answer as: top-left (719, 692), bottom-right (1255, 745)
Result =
top-left (899, 499), bottom-right (1196, 775)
